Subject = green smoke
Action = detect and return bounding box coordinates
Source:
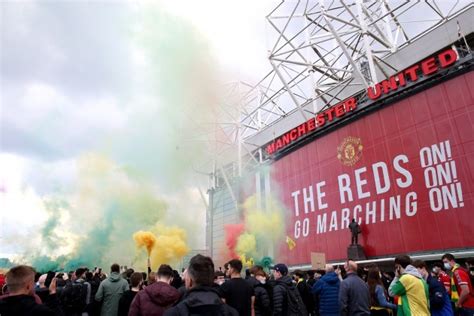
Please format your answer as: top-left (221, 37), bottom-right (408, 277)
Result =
top-left (255, 256), bottom-right (274, 273)
top-left (41, 198), bottom-right (69, 251)
top-left (113, 4), bottom-right (222, 189)
top-left (9, 3), bottom-right (212, 272)
top-left (27, 154), bottom-right (169, 272)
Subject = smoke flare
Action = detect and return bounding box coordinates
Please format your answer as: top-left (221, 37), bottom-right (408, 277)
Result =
top-left (133, 231), bottom-right (157, 256)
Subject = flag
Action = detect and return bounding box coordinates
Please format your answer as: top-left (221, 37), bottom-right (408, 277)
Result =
top-left (286, 236), bottom-right (296, 250)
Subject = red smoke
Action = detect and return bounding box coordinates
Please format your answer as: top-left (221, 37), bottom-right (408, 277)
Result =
top-left (224, 224), bottom-right (245, 259)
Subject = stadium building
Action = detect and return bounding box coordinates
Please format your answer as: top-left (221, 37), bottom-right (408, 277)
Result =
top-left (203, 1), bottom-right (474, 269)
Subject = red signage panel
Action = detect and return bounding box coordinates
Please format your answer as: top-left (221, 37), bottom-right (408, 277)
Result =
top-left (272, 71), bottom-right (474, 265)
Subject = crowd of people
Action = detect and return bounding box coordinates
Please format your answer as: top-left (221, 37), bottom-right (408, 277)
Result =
top-left (0, 253), bottom-right (473, 316)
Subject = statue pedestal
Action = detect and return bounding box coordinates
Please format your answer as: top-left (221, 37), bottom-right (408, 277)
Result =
top-left (347, 244), bottom-right (367, 260)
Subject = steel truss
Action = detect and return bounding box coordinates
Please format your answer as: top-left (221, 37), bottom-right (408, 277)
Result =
top-left (202, 0), bottom-right (473, 191)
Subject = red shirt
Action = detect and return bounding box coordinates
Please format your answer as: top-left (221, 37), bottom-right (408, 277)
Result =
top-left (437, 271), bottom-right (451, 294)
top-left (453, 267), bottom-right (474, 308)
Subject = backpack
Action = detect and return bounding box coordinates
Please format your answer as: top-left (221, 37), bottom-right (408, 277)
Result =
top-left (61, 280), bottom-right (89, 312)
top-left (284, 283), bottom-right (308, 316)
top-left (297, 281), bottom-right (315, 313)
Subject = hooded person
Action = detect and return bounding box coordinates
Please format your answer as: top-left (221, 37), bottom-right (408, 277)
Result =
top-left (388, 255), bottom-right (430, 316)
top-left (128, 264), bottom-right (180, 316)
top-left (164, 254), bottom-right (238, 316)
top-left (312, 264), bottom-right (340, 316)
top-left (95, 263), bottom-right (129, 316)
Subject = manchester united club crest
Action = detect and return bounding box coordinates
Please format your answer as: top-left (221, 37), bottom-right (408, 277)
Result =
top-left (337, 137), bottom-right (363, 166)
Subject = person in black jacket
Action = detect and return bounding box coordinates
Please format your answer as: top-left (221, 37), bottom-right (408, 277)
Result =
top-left (0, 265), bottom-right (63, 316)
top-left (164, 254), bottom-right (238, 316)
top-left (248, 268), bottom-right (271, 316)
top-left (85, 271), bottom-right (101, 316)
top-left (294, 270), bottom-right (315, 315)
top-left (272, 263), bottom-right (307, 316)
top-left (118, 272), bottom-right (143, 316)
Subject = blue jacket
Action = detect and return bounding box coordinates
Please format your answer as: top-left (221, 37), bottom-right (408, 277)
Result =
top-left (374, 285), bottom-right (397, 310)
top-left (426, 275), bottom-right (453, 316)
top-left (312, 272), bottom-right (340, 315)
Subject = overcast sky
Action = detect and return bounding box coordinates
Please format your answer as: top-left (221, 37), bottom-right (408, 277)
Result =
top-left (0, 0), bottom-right (275, 257)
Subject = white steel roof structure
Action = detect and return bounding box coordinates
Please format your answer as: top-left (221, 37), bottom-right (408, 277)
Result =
top-left (198, 0), bottom-right (474, 189)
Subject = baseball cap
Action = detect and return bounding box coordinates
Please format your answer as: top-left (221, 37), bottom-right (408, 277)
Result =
top-left (272, 263), bottom-right (288, 275)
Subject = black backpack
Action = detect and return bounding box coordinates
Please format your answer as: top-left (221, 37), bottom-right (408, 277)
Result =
top-left (61, 280), bottom-right (89, 312)
top-left (285, 283), bottom-right (308, 316)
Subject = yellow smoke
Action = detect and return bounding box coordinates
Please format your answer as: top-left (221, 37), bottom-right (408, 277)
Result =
top-left (133, 231), bottom-right (156, 256)
top-left (149, 224), bottom-right (189, 268)
top-left (239, 254), bottom-right (254, 268)
top-left (236, 233), bottom-right (257, 257)
top-left (243, 195), bottom-right (284, 241)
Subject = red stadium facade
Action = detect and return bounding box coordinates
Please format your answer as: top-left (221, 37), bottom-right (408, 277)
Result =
top-left (270, 56), bottom-right (474, 265)
top-left (207, 4), bottom-right (474, 269)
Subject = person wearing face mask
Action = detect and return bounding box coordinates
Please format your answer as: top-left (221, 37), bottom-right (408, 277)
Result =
top-left (413, 260), bottom-right (453, 316)
top-left (441, 253), bottom-right (474, 316)
top-left (388, 255), bottom-right (430, 316)
top-left (432, 262), bottom-right (451, 294)
top-left (247, 267), bottom-right (271, 316)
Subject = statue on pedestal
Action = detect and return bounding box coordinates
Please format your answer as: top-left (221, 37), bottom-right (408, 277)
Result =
top-left (348, 219), bottom-right (361, 245)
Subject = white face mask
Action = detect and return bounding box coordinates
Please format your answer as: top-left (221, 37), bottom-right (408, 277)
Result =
top-left (444, 262), bottom-right (452, 270)
top-left (256, 277), bottom-right (266, 284)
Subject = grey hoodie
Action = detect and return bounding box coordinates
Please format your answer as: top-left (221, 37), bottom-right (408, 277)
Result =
top-left (95, 272), bottom-right (129, 316)
top-left (388, 264), bottom-right (423, 297)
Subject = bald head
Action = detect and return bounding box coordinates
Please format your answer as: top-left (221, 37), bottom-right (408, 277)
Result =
top-left (325, 264), bottom-right (335, 272)
top-left (38, 274), bottom-right (47, 288)
top-left (345, 260), bottom-right (357, 273)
